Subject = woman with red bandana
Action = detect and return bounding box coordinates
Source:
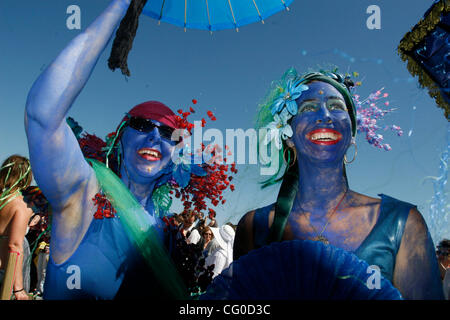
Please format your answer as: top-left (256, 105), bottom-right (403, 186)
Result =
top-left (233, 69), bottom-right (444, 299)
top-left (24, 0), bottom-right (190, 299)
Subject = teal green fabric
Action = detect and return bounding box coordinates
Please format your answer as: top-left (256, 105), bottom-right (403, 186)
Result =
top-left (253, 194), bottom-right (412, 282)
top-left (88, 159), bottom-right (187, 299)
top-left (354, 194), bottom-right (412, 281)
top-left (45, 160), bottom-right (188, 299)
top-left (267, 165), bottom-right (298, 244)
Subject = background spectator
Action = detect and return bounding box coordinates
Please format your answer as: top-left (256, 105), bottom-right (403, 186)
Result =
top-left (0, 155), bottom-right (33, 300)
top-left (180, 210), bottom-right (201, 245)
top-left (207, 225), bottom-right (236, 278)
top-left (200, 227), bottom-right (220, 258)
top-left (437, 239), bottom-right (450, 299)
top-left (34, 241), bottom-right (49, 296)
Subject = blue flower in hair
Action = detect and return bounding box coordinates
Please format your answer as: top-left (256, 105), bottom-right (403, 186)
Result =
top-left (171, 145), bottom-right (206, 188)
top-left (271, 79), bottom-right (309, 116)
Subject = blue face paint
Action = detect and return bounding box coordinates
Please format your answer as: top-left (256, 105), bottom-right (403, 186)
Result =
top-left (290, 81), bottom-right (352, 165)
top-left (120, 119), bottom-right (175, 185)
top-left (288, 80), bottom-right (352, 225)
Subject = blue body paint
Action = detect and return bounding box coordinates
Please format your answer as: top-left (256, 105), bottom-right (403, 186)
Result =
top-left (289, 81), bottom-right (352, 238)
top-left (24, 0), bottom-right (177, 299)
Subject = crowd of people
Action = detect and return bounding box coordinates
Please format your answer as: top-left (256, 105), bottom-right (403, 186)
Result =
top-left (177, 211), bottom-right (236, 279)
top-left (165, 210), bottom-right (236, 295)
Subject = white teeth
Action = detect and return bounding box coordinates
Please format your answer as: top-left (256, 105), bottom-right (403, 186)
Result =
top-left (311, 132), bottom-right (338, 141)
top-left (139, 149), bottom-right (160, 158)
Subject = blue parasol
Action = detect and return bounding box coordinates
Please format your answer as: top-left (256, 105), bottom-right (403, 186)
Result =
top-left (142, 0), bottom-right (294, 32)
top-left (109, 0), bottom-right (294, 75)
top-left (200, 240), bottom-right (403, 300)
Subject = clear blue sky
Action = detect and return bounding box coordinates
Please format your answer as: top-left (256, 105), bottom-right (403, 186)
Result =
top-left (0, 0), bottom-right (448, 242)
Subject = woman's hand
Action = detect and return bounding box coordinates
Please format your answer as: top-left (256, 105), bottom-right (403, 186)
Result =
top-left (14, 290), bottom-right (31, 300)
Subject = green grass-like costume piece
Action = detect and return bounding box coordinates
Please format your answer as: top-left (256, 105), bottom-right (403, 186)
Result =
top-left (88, 159), bottom-right (188, 299)
top-left (255, 68), bottom-right (298, 187)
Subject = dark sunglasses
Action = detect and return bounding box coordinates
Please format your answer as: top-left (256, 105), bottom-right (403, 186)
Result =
top-left (128, 117), bottom-right (176, 141)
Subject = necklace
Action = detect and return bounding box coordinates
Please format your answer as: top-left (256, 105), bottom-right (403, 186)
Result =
top-left (308, 190), bottom-right (348, 245)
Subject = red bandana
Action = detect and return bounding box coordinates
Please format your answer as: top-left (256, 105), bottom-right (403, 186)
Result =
top-left (121, 101), bottom-right (179, 129)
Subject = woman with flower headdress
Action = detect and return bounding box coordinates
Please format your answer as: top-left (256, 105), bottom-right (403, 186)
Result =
top-left (0, 155), bottom-right (33, 300)
top-left (233, 68), bottom-right (444, 299)
top-left (24, 0), bottom-right (232, 300)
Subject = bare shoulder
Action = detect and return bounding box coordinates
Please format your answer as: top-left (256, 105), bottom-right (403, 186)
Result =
top-left (7, 195), bottom-right (33, 218)
top-left (347, 191), bottom-right (381, 208)
top-left (343, 191), bottom-right (382, 228)
top-left (236, 203), bottom-right (277, 234)
top-left (0, 195), bottom-right (33, 234)
top-left (236, 210), bottom-right (256, 238)
top-left (402, 206), bottom-right (428, 242)
top-left (406, 206), bottom-right (427, 227)
top-left (234, 204), bottom-right (277, 260)
top-left (234, 210), bottom-right (256, 260)
top-left (395, 207), bottom-right (431, 278)
top-left (393, 206), bottom-right (443, 299)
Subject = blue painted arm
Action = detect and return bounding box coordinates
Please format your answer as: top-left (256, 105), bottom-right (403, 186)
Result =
top-left (25, 0), bottom-right (130, 209)
top-left (393, 208), bottom-right (445, 300)
top-left (25, 1), bottom-right (131, 263)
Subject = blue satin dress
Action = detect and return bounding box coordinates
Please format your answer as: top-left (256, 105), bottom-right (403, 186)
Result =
top-left (253, 194), bottom-right (411, 282)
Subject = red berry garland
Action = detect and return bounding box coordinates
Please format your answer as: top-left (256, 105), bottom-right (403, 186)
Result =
top-left (71, 99), bottom-right (237, 220)
top-left (172, 100), bottom-right (237, 217)
top-left (92, 193), bottom-right (117, 219)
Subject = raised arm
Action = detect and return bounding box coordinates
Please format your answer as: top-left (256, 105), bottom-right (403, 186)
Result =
top-left (25, 1), bottom-right (131, 263)
top-left (393, 208), bottom-right (445, 300)
top-left (25, 0), bottom-right (130, 208)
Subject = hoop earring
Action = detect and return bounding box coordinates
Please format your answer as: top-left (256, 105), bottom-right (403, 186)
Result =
top-left (344, 141), bottom-right (357, 164)
top-left (283, 146), bottom-right (297, 167)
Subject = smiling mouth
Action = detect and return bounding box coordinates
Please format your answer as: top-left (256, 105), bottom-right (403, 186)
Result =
top-left (138, 148), bottom-right (162, 161)
top-left (306, 129), bottom-right (342, 145)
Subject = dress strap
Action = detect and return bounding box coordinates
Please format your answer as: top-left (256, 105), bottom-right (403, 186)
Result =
top-left (253, 205), bottom-right (272, 249)
top-left (377, 194), bottom-right (413, 252)
top-left (267, 165), bottom-right (299, 243)
top-left (354, 194), bottom-right (413, 281)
